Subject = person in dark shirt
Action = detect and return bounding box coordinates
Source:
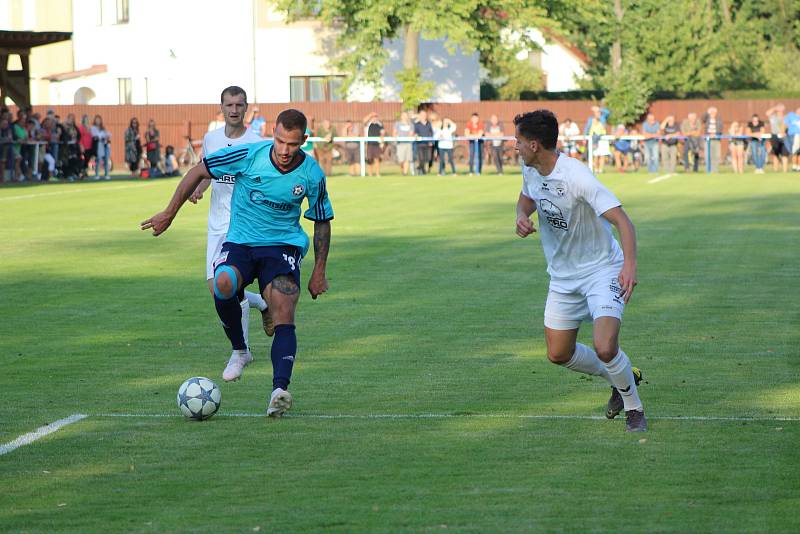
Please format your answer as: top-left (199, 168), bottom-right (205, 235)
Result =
top-left (363, 112), bottom-right (385, 177)
top-left (745, 114), bottom-right (767, 174)
top-left (413, 110), bottom-right (434, 175)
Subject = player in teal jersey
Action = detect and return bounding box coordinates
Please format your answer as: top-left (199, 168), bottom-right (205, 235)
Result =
top-left (142, 109), bottom-right (332, 417)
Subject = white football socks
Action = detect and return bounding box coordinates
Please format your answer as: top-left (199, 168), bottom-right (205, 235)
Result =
top-left (240, 298), bottom-right (250, 349)
top-left (563, 343), bottom-right (612, 383)
top-left (244, 290), bottom-right (268, 311)
top-left (603, 349), bottom-right (642, 412)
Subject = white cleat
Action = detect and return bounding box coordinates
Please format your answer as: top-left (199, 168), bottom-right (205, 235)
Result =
top-left (222, 349), bottom-right (253, 382)
top-left (267, 388), bottom-right (293, 418)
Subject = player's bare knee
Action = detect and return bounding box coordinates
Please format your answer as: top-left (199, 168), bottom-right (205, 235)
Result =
top-left (594, 345), bottom-right (618, 363)
top-left (547, 349), bottom-right (572, 365)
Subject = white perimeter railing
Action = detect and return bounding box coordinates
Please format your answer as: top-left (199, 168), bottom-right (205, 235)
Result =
top-left (4, 133), bottom-right (774, 177)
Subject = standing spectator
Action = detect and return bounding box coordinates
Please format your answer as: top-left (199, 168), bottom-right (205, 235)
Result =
top-left (342, 120), bottom-right (360, 176)
top-left (125, 118), bottom-right (142, 176)
top-left (62, 113), bottom-right (81, 181)
top-left (246, 107), bottom-right (267, 137)
top-left (393, 111), bottom-right (414, 176)
top-left (0, 115), bottom-right (12, 181)
top-left (301, 123), bottom-right (314, 158)
top-left (583, 104), bottom-right (610, 133)
top-left (559, 118), bottom-right (580, 157)
top-left (612, 125), bottom-right (631, 172)
top-left (364, 112), bottom-right (385, 177)
top-left (588, 117), bottom-right (610, 173)
top-left (766, 104), bottom-right (789, 173)
top-left (680, 112), bottom-right (702, 172)
top-left (703, 106), bottom-right (723, 172)
top-left (464, 112), bottom-right (484, 175)
top-left (642, 113), bottom-right (660, 173)
top-left (414, 110), bottom-right (434, 176)
top-left (145, 119), bottom-right (161, 175)
top-left (745, 113), bottom-right (767, 174)
top-left (40, 116), bottom-right (57, 180)
top-left (660, 115), bottom-right (680, 173)
top-left (728, 122), bottom-right (745, 174)
top-left (208, 111), bottom-right (225, 132)
top-left (313, 119), bottom-right (336, 176)
top-left (428, 110), bottom-right (441, 173)
top-left (784, 106), bottom-right (800, 171)
top-left (434, 117), bottom-right (457, 175)
top-left (487, 114), bottom-right (505, 174)
top-left (91, 114), bottom-right (111, 180)
top-left (79, 114), bottom-right (93, 177)
top-left (12, 110), bottom-right (28, 180)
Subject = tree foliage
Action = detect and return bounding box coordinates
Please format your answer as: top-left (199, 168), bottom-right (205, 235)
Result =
top-left (273, 0), bottom-right (550, 104)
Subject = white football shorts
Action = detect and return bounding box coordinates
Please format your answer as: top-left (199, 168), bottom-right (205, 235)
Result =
top-left (206, 233), bottom-right (227, 280)
top-left (544, 266), bottom-right (626, 330)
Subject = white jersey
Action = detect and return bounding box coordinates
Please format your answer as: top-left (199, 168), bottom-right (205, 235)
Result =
top-left (521, 154), bottom-right (624, 281)
top-left (202, 127), bottom-right (263, 235)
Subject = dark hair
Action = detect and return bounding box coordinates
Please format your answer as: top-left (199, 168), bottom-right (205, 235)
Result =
top-left (165, 145), bottom-right (174, 155)
top-left (513, 109), bottom-right (558, 150)
top-left (220, 86), bottom-right (247, 104)
top-left (276, 108), bottom-right (307, 133)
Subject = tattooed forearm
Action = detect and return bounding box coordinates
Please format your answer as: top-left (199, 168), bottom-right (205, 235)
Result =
top-left (313, 220), bottom-right (331, 267)
top-left (272, 275), bottom-right (300, 295)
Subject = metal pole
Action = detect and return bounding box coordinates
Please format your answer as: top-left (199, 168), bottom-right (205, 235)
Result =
top-left (587, 135), bottom-right (594, 172)
top-left (359, 139), bottom-right (366, 177)
top-left (706, 136), bottom-right (711, 174)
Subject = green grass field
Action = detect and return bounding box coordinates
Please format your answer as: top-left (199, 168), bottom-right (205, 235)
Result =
top-left (1, 169), bottom-right (798, 532)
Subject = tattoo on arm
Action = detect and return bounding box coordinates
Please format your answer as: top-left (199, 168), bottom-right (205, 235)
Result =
top-left (272, 275), bottom-right (300, 296)
top-left (313, 221), bottom-right (331, 266)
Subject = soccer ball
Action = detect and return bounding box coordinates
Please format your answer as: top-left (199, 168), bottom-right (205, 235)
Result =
top-left (177, 377), bottom-right (221, 420)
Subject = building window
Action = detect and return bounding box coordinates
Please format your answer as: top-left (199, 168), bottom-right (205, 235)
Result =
top-left (116, 0), bottom-right (129, 23)
top-left (118, 78), bottom-right (132, 104)
top-left (289, 76), bottom-right (345, 102)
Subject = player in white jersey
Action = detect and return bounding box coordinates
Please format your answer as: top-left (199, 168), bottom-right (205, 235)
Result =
top-left (513, 109), bottom-right (647, 432)
top-left (188, 86), bottom-right (272, 379)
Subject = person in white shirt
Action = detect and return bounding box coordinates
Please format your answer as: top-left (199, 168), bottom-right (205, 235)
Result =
top-left (513, 109), bottom-right (647, 432)
top-left (189, 86), bottom-right (272, 357)
top-left (434, 118), bottom-right (457, 175)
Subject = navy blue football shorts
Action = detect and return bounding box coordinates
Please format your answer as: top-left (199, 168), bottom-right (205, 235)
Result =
top-left (213, 243), bottom-right (302, 294)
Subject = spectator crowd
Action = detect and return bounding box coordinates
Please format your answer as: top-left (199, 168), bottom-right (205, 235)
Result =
top-left (4, 101), bottom-right (799, 183)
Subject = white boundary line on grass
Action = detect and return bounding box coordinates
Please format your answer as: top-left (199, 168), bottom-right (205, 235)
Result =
top-left (0, 182), bottom-right (161, 202)
top-left (647, 173), bottom-right (674, 184)
top-left (0, 414), bottom-right (87, 456)
top-left (91, 413), bottom-right (800, 422)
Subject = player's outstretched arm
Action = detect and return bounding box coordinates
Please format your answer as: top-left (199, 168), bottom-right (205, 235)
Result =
top-left (602, 206), bottom-right (638, 303)
top-left (516, 193), bottom-right (537, 238)
top-left (189, 179), bottom-right (212, 204)
top-left (308, 220), bottom-right (331, 299)
top-left (140, 163), bottom-right (210, 236)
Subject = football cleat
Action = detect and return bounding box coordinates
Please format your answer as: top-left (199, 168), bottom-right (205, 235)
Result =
top-left (625, 409), bottom-right (648, 432)
top-left (261, 307), bottom-right (275, 337)
top-left (606, 367), bottom-right (643, 419)
top-left (267, 388), bottom-right (293, 418)
top-left (222, 349), bottom-right (253, 382)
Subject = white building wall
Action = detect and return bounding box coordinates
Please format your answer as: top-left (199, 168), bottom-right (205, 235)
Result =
top-left (62, 0), bottom-right (256, 104)
top-left (48, 1), bottom-right (482, 104)
top-left (526, 28), bottom-right (585, 92)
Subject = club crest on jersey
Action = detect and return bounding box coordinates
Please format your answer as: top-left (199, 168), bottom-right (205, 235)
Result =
top-left (541, 181), bottom-right (567, 197)
top-left (292, 184), bottom-right (305, 197)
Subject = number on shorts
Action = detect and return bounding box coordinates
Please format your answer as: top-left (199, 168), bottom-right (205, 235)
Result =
top-left (282, 253), bottom-right (297, 271)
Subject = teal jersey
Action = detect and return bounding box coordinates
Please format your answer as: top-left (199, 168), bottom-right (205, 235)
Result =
top-left (203, 140), bottom-right (333, 256)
